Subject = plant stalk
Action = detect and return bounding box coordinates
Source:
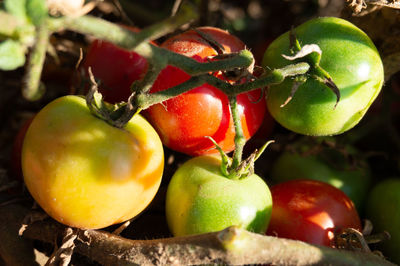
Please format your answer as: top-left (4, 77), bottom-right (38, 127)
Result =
top-left (229, 95), bottom-right (246, 176)
top-left (22, 23), bottom-right (49, 101)
top-left (0, 204), bottom-right (393, 266)
top-left (133, 62), bottom-right (310, 110)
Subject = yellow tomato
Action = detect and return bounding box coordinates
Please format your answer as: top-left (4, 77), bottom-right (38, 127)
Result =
top-left (22, 95), bottom-right (164, 229)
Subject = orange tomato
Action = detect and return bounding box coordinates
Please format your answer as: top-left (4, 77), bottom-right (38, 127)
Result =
top-left (22, 95), bottom-right (164, 229)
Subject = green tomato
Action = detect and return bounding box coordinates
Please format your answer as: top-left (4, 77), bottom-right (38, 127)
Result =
top-left (262, 17), bottom-right (384, 136)
top-left (165, 155), bottom-right (272, 236)
top-left (271, 150), bottom-right (371, 211)
top-left (366, 178), bottom-right (400, 265)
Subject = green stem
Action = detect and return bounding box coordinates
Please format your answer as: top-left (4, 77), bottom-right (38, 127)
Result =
top-left (134, 62), bottom-right (310, 109)
top-left (167, 49), bottom-right (254, 76)
top-left (48, 15), bottom-right (146, 51)
top-left (134, 2), bottom-right (198, 44)
top-left (113, 62), bottom-right (166, 127)
top-left (134, 75), bottom-right (204, 108)
top-left (133, 61), bottom-right (166, 94)
top-left (22, 23), bottom-right (49, 101)
top-left (229, 95), bottom-right (246, 177)
top-left (47, 2), bottom-right (198, 54)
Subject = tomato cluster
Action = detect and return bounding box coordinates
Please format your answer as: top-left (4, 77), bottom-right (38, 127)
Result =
top-left (13, 13), bottom-right (397, 265)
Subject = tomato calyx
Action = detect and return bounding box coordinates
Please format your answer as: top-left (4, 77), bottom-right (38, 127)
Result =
top-left (85, 68), bottom-right (140, 128)
top-left (211, 91), bottom-right (273, 180)
top-left (193, 27), bottom-right (255, 83)
top-left (334, 224), bottom-right (391, 253)
top-left (208, 136), bottom-right (274, 180)
top-left (279, 29), bottom-right (340, 108)
top-left (334, 227), bottom-right (370, 251)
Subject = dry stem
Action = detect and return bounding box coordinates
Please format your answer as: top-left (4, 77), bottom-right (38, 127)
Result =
top-left (0, 204), bottom-right (395, 266)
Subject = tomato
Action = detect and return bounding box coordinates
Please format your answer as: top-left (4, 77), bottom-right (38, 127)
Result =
top-left (10, 116), bottom-right (34, 180)
top-left (165, 155), bottom-right (272, 236)
top-left (144, 27), bottom-right (266, 156)
top-left (266, 179), bottom-right (361, 247)
top-left (22, 95), bottom-right (164, 229)
top-left (366, 178), bottom-right (400, 264)
top-left (81, 27), bottom-right (149, 103)
top-left (262, 17), bottom-right (384, 136)
top-left (270, 140), bottom-right (371, 210)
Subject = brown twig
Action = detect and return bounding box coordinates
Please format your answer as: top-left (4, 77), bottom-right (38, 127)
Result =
top-left (0, 204), bottom-right (392, 266)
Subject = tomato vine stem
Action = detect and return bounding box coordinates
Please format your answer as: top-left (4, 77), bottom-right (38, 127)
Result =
top-left (229, 95), bottom-right (246, 177)
top-left (133, 62), bottom-right (310, 110)
top-left (22, 23), bottom-right (49, 101)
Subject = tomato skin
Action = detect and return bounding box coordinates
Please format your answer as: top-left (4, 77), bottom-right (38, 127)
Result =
top-left (266, 180), bottom-right (361, 247)
top-left (366, 178), bottom-right (400, 264)
top-left (144, 27), bottom-right (266, 156)
top-left (82, 28), bottom-right (149, 103)
top-left (22, 95), bottom-right (164, 229)
top-left (270, 147), bottom-right (371, 210)
top-left (165, 155), bottom-right (272, 236)
top-left (262, 17), bottom-right (384, 136)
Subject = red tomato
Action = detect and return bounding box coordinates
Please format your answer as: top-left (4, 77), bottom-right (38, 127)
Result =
top-left (144, 27), bottom-right (266, 156)
top-left (266, 180), bottom-right (361, 247)
top-left (82, 27), bottom-right (149, 103)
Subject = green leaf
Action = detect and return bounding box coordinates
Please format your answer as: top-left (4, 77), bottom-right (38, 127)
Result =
top-left (26, 0), bottom-right (48, 26)
top-left (4, 0), bottom-right (27, 21)
top-left (0, 40), bottom-right (26, 70)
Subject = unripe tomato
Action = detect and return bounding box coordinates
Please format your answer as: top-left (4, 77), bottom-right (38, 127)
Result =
top-left (366, 178), bottom-right (400, 265)
top-left (165, 155), bottom-right (272, 236)
top-left (270, 141), bottom-right (371, 210)
top-left (266, 179), bottom-right (362, 247)
top-left (262, 17), bottom-right (384, 136)
top-left (82, 27), bottom-right (149, 103)
top-left (22, 95), bottom-right (164, 229)
top-left (144, 27), bottom-right (266, 156)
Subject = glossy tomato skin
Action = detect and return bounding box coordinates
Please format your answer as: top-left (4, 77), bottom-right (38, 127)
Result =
top-left (266, 180), bottom-right (361, 247)
top-left (82, 29), bottom-right (148, 103)
top-left (166, 155), bottom-right (272, 236)
top-left (366, 178), bottom-right (400, 264)
top-left (144, 27), bottom-right (266, 156)
top-left (270, 144), bottom-right (371, 210)
top-left (22, 95), bottom-right (164, 229)
top-left (262, 17), bottom-right (384, 136)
